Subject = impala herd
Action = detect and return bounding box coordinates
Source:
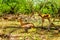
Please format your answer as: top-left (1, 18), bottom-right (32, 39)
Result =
top-left (0, 12), bottom-right (59, 32)
top-left (0, 13), bottom-right (60, 39)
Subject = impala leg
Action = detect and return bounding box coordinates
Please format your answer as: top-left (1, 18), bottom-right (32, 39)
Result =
top-left (42, 18), bottom-right (44, 28)
top-left (25, 27), bottom-right (31, 33)
top-left (25, 27), bottom-right (28, 33)
top-left (47, 18), bottom-right (51, 31)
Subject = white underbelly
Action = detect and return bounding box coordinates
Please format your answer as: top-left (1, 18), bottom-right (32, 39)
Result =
top-left (22, 24), bottom-right (33, 28)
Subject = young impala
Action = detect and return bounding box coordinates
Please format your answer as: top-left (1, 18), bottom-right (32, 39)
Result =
top-left (18, 17), bottom-right (34, 32)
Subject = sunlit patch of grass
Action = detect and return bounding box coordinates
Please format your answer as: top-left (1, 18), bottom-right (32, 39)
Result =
top-left (5, 28), bottom-right (18, 34)
top-left (53, 22), bottom-right (60, 26)
top-left (0, 21), bottom-right (20, 28)
top-left (11, 29), bottom-right (25, 34)
top-left (28, 28), bottom-right (37, 33)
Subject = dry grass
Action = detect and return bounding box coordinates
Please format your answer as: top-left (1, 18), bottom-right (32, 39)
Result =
top-left (0, 19), bottom-right (60, 28)
top-left (0, 15), bottom-right (60, 40)
top-left (0, 21), bottom-right (20, 28)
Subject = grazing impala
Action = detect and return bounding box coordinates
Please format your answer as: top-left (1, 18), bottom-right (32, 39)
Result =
top-left (18, 17), bottom-right (34, 32)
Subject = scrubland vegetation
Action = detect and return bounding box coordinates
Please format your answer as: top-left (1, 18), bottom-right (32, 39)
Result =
top-left (0, 0), bottom-right (60, 40)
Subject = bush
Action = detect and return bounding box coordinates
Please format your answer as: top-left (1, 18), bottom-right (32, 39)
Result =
top-left (0, 0), bottom-right (60, 16)
top-left (40, 1), bottom-right (59, 15)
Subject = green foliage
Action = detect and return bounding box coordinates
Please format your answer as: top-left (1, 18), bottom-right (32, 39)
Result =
top-left (40, 1), bottom-right (59, 15)
top-left (2, 4), bottom-right (11, 13)
top-left (0, 0), bottom-right (3, 4)
top-left (0, 0), bottom-right (60, 15)
top-left (34, 3), bottom-right (40, 12)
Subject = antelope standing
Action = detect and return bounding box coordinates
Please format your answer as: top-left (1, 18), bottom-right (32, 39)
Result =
top-left (38, 14), bottom-right (51, 26)
top-left (29, 12), bottom-right (52, 31)
top-left (29, 12), bottom-right (51, 26)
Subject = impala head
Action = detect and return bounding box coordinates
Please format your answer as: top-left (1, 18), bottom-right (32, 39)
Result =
top-left (18, 15), bottom-right (24, 20)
